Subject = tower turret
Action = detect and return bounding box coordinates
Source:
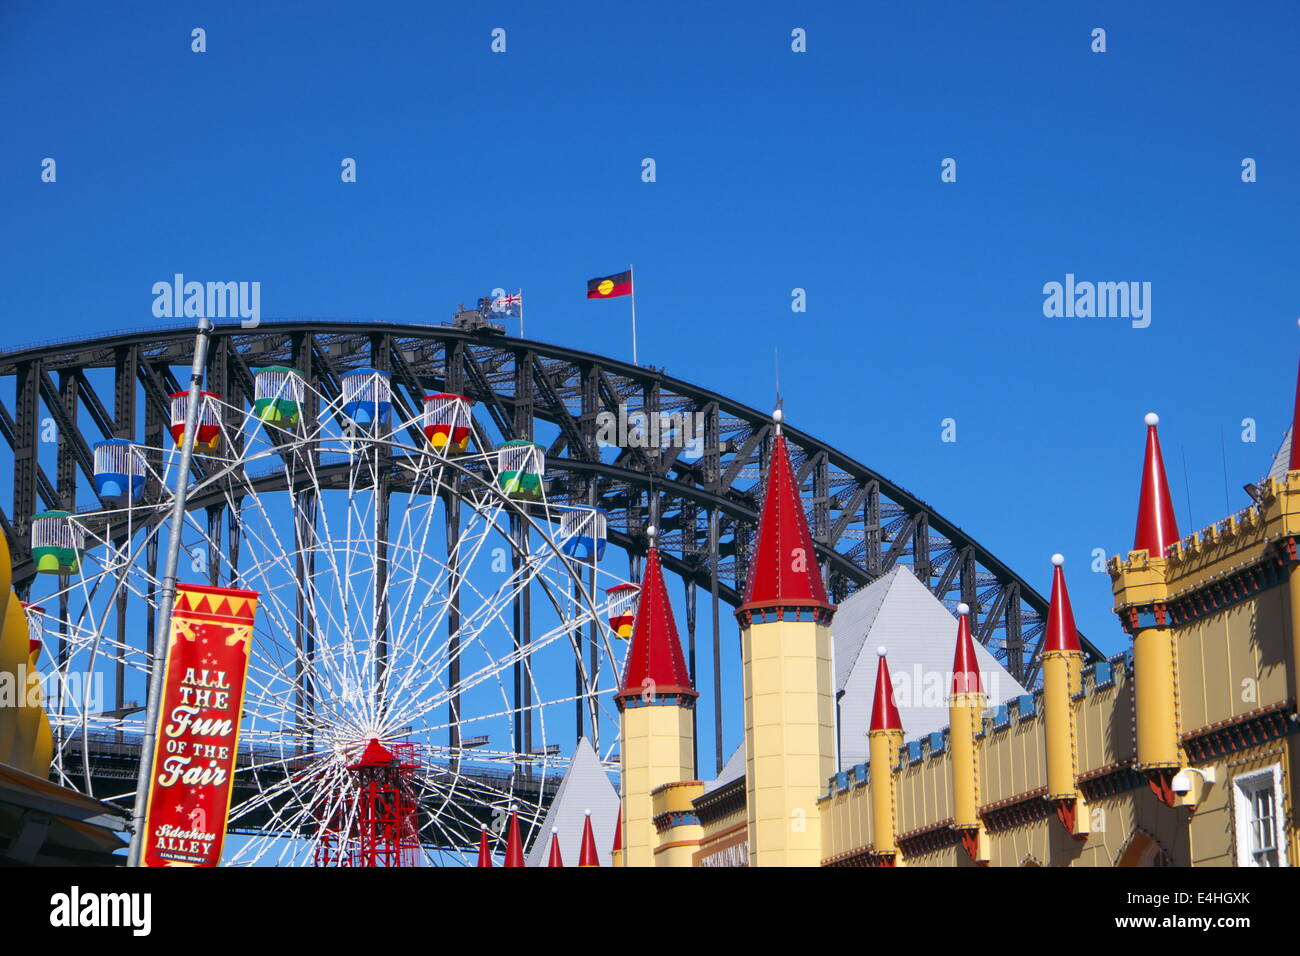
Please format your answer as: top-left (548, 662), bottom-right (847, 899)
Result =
top-left (615, 530), bottom-right (697, 867)
top-left (1042, 554), bottom-right (1088, 837)
top-left (735, 409), bottom-right (836, 867)
top-left (948, 604), bottom-right (989, 864)
top-left (867, 648), bottom-right (903, 865)
top-left (1112, 413), bottom-right (1183, 805)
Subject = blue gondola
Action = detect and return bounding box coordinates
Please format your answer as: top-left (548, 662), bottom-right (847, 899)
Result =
top-left (93, 439), bottom-right (146, 506)
top-left (558, 507), bottom-right (607, 561)
top-left (340, 368), bottom-right (392, 430)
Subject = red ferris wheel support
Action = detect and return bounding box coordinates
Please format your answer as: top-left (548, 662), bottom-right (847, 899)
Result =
top-left (314, 738), bottom-right (422, 867)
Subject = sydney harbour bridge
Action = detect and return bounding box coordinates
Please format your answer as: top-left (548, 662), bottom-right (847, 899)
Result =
top-left (0, 315), bottom-right (1101, 861)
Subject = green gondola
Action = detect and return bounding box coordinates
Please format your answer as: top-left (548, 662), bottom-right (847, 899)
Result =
top-left (253, 366), bottom-right (305, 428)
top-left (31, 510), bottom-right (84, 575)
top-left (496, 440), bottom-right (546, 501)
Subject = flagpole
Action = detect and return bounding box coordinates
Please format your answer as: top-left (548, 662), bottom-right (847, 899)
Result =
top-left (519, 288), bottom-right (525, 339)
top-left (629, 264), bottom-right (638, 366)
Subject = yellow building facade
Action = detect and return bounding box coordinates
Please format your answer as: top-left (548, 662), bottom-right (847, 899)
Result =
top-left (623, 391), bottom-right (1300, 867)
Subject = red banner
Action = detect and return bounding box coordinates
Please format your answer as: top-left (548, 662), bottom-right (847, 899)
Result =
top-left (142, 583), bottom-right (259, 867)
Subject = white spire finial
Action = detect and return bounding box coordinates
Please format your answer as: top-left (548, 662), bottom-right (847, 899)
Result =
top-left (646, 524), bottom-right (657, 540)
top-left (876, 645), bottom-right (887, 657)
top-left (1144, 412), bottom-right (1159, 427)
top-left (1051, 553), bottom-right (1065, 567)
top-left (957, 602), bottom-right (970, 616)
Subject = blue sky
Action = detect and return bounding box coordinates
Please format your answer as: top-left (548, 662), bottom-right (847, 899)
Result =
top-left (4, 2), bottom-right (1300, 771)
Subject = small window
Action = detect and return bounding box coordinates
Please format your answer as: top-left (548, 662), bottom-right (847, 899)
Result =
top-left (1233, 766), bottom-right (1287, 867)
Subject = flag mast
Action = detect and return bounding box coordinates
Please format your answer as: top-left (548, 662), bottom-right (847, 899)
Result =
top-left (519, 288), bottom-right (525, 338)
top-left (630, 264), bottom-right (638, 366)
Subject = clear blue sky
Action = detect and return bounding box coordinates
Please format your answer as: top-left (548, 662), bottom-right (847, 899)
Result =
top-left (3, 2), bottom-right (1298, 734)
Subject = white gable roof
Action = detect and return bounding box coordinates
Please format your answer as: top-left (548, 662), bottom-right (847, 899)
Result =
top-left (1268, 426), bottom-right (1290, 483)
top-left (524, 737), bottom-right (619, 866)
top-left (704, 744), bottom-right (746, 793)
top-left (833, 566), bottom-right (1028, 770)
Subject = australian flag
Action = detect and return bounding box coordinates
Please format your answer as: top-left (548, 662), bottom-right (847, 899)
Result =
top-left (489, 290), bottom-right (522, 319)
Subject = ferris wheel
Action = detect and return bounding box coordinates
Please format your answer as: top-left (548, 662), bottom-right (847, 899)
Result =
top-left (23, 366), bottom-right (638, 866)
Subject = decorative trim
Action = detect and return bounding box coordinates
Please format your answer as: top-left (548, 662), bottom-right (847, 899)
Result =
top-left (693, 777), bottom-right (746, 824)
top-left (652, 810), bottom-right (701, 834)
top-left (1078, 763), bottom-right (1147, 801)
top-left (1116, 602), bottom-right (1172, 636)
top-left (614, 691), bottom-right (698, 711)
top-left (1180, 701), bottom-right (1297, 763)
top-left (897, 820), bottom-right (959, 857)
top-left (981, 788), bottom-right (1051, 832)
top-left (734, 603), bottom-right (835, 629)
top-left (822, 845), bottom-right (895, 867)
top-left (1166, 554), bottom-right (1286, 628)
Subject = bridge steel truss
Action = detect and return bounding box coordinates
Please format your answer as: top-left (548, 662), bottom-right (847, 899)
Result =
top-left (0, 320), bottom-right (1101, 776)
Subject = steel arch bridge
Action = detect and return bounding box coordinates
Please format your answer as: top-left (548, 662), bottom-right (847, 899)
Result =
top-left (0, 318), bottom-right (1100, 779)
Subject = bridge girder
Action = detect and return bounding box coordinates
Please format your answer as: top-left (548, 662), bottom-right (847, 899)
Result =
top-left (0, 320), bottom-right (1101, 712)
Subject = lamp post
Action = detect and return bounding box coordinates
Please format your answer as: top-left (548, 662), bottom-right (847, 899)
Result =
top-left (127, 316), bottom-right (213, 866)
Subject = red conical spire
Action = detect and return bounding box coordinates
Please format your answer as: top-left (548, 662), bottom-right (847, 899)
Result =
top-left (740, 412), bottom-right (832, 613)
top-left (611, 805), bottom-right (622, 854)
top-left (546, 828), bottom-right (564, 867)
top-left (476, 827), bottom-right (493, 867)
top-left (1289, 357), bottom-right (1300, 472)
top-left (616, 536), bottom-right (696, 700)
top-left (1133, 412), bottom-right (1180, 557)
top-left (503, 810), bottom-right (524, 867)
top-left (951, 604), bottom-right (983, 695)
top-left (869, 648), bottom-right (902, 732)
top-left (1043, 554), bottom-right (1081, 653)
top-left (578, 809), bottom-right (600, 867)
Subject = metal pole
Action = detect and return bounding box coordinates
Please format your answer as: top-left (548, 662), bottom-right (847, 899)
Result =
top-left (446, 488), bottom-right (462, 762)
top-left (710, 507), bottom-right (723, 774)
top-left (685, 576), bottom-right (698, 780)
top-left (629, 264), bottom-right (637, 367)
top-left (519, 288), bottom-right (525, 339)
top-left (588, 544), bottom-right (599, 752)
top-left (127, 316), bottom-right (213, 866)
top-left (574, 572), bottom-right (583, 742)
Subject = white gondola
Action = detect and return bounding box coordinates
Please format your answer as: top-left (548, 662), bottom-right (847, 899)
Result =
top-left (496, 440), bottom-right (546, 500)
top-left (606, 583), bottom-right (640, 639)
top-left (340, 368), bottom-right (392, 430)
top-left (169, 391), bottom-right (224, 450)
top-left (253, 366), bottom-right (306, 429)
top-left (31, 511), bottom-right (85, 575)
top-left (422, 393), bottom-right (474, 454)
top-left (559, 507), bottom-right (607, 561)
top-left (93, 439), bottom-right (146, 506)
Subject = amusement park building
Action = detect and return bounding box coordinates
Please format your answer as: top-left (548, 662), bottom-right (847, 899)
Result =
top-left (614, 374), bottom-right (1300, 866)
